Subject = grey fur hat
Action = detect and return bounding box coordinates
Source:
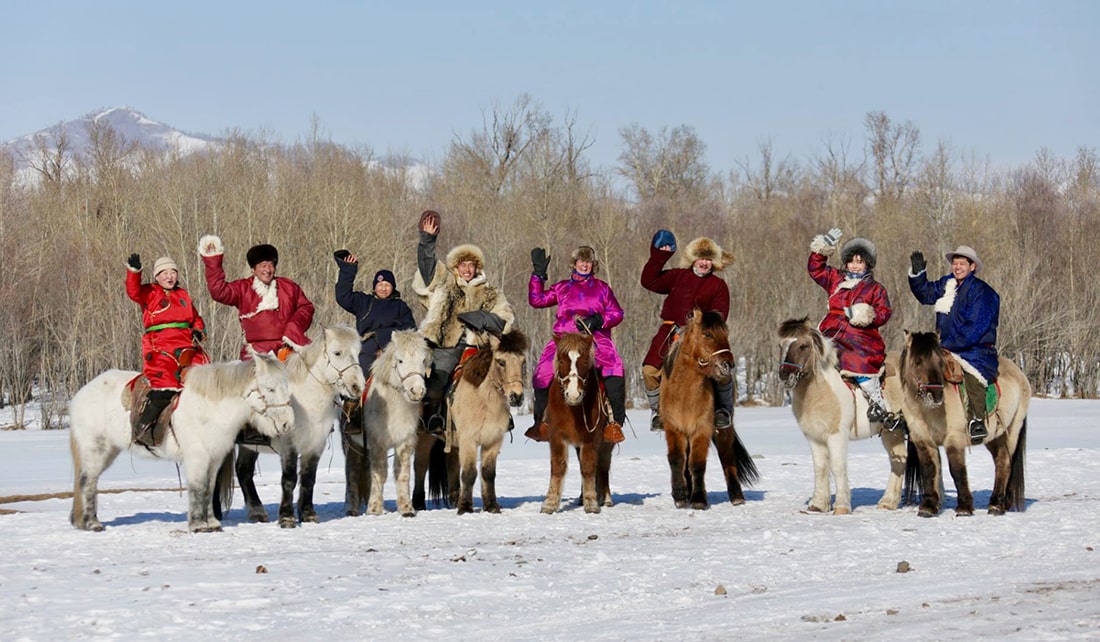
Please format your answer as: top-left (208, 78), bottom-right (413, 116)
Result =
top-left (841, 237), bottom-right (876, 270)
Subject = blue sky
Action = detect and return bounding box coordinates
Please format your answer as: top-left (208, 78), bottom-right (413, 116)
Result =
top-left (2, 1), bottom-right (1096, 171)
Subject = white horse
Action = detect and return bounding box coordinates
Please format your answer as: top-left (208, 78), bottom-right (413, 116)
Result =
top-left (344, 330), bottom-right (431, 517)
top-left (777, 318), bottom-right (908, 514)
top-left (69, 351), bottom-right (294, 532)
top-left (228, 325), bottom-right (365, 528)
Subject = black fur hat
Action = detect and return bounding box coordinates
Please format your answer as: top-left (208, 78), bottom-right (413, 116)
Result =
top-left (247, 244), bottom-right (279, 268)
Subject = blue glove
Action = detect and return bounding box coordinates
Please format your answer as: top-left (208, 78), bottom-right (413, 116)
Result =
top-left (652, 229), bottom-right (677, 252)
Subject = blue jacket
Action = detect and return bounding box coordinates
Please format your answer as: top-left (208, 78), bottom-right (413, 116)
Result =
top-left (909, 271), bottom-right (1000, 383)
top-left (335, 261), bottom-right (416, 375)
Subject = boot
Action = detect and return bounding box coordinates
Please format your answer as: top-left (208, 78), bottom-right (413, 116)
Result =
top-left (135, 389), bottom-right (176, 446)
top-left (603, 376), bottom-right (626, 444)
top-left (645, 387), bottom-right (662, 432)
top-left (713, 378), bottom-right (734, 429)
top-left (964, 374), bottom-right (989, 444)
top-left (524, 386), bottom-right (550, 442)
top-left (858, 376), bottom-right (890, 424)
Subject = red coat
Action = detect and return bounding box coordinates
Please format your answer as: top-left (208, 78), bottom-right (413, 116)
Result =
top-left (808, 252), bottom-right (891, 375)
top-left (126, 269), bottom-right (209, 389)
top-left (641, 246), bottom-right (730, 368)
top-left (201, 254), bottom-right (315, 359)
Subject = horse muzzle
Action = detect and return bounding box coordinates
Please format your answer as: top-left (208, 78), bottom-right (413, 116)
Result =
top-left (507, 391), bottom-right (524, 407)
top-left (778, 364), bottom-right (802, 389)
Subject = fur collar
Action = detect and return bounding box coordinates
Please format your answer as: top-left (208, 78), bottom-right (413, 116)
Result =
top-left (934, 278), bottom-right (958, 315)
top-left (240, 277), bottom-right (279, 319)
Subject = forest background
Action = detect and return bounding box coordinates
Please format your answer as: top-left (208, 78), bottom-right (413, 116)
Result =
top-left (2, 94), bottom-right (1097, 429)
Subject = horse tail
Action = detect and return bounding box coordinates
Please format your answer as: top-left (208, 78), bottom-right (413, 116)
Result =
top-left (1005, 417), bottom-right (1027, 512)
top-left (903, 438), bottom-right (920, 506)
top-left (69, 432), bottom-right (83, 527)
top-left (427, 439), bottom-right (450, 506)
top-left (216, 450), bottom-right (236, 516)
top-left (732, 431), bottom-right (760, 487)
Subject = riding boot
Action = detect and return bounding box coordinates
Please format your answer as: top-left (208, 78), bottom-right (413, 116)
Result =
top-left (964, 373), bottom-right (989, 444)
top-left (135, 389), bottom-right (176, 447)
top-left (340, 398), bottom-right (362, 435)
top-left (712, 378), bottom-right (734, 430)
top-left (524, 386), bottom-right (550, 442)
top-left (645, 386), bottom-right (662, 432)
top-left (602, 375), bottom-right (626, 444)
top-left (424, 367), bottom-right (450, 436)
top-left (858, 376), bottom-right (890, 424)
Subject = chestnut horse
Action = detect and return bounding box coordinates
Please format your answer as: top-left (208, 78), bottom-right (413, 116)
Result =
top-left (661, 309), bottom-right (758, 509)
top-left (540, 332), bottom-right (615, 514)
top-left (898, 331), bottom-right (1029, 517)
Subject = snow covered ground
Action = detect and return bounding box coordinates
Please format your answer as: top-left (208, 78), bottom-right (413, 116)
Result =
top-left (1, 399), bottom-right (1098, 640)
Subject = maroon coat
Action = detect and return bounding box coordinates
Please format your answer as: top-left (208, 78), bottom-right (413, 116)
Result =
top-left (641, 246), bottom-right (730, 368)
top-left (202, 253), bottom-right (314, 359)
top-left (808, 251), bottom-right (891, 375)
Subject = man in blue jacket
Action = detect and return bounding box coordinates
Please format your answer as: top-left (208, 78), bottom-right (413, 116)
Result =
top-left (908, 245), bottom-right (1000, 443)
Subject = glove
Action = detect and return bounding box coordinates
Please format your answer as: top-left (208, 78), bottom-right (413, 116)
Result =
top-left (910, 251), bottom-right (926, 274)
top-left (652, 229), bottom-right (677, 252)
top-left (576, 313), bottom-right (604, 332)
top-left (192, 329), bottom-right (205, 345)
top-left (457, 311), bottom-right (506, 336)
top-left (531, 247), bottom-right (550, 279)
top-left (333, 249), bottom-right (351, 262)
top-left (419, 209), bottom-right (440, 235)
top-left (823, 227), bottom-right (842, 247)
top-left (127, 253), bottom-right (141, 270)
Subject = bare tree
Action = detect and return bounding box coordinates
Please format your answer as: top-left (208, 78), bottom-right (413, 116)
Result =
top-left (864, 110), bottom-right (920, 201)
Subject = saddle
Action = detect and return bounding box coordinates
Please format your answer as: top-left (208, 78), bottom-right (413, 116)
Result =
top-left (122, 375), bottom-right (177, 448)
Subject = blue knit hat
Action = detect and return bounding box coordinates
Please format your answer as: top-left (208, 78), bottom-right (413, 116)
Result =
top-left (373, 269), bottom-right (396, 289)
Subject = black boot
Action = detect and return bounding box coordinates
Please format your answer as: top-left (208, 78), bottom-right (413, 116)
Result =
top-left (135, 389), bottom-right (176, 446)
top-left (712, 378), bottom-right (734, 429)
top-left (964, 374), bottom-right (989, 444)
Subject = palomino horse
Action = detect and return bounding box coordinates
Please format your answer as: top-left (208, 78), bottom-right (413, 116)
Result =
top-left (897, 331), bottom-right (1029, 517)
top-left (661, 309), bottom-right (759, 509)
top-left (228, 326), bottom-right (365, 527)
top-left (69, 351), bottom-right (294, 532)
top-left (448, 329), bottom-right (528, 514)
top-left (777, 317), bottom-right (908, 514)
top-left (540, 332), bottom-right (615, 514)
top-left (343, 330), bottom-right (431, 517)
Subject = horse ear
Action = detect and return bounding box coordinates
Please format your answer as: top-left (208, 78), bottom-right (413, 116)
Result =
top-left (488, 333), bottom-right (501, 352)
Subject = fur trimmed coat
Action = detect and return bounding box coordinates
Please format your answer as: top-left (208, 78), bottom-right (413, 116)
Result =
top-left (641, 245), bottom-right (730, 369)
top-left (334, 260), bottom-right (416, 374)
top-left (808, 251), bottom-right (892, 376)
top-left (126, 268), bottom-right (209, 389)
top-left (909, 270), bottom-right (1000, 383)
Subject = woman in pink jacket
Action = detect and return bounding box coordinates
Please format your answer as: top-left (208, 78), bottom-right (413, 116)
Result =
top-left (525, 245), bottom-right (626, 444)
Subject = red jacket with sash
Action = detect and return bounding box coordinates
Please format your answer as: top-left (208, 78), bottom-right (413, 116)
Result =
top-left (126, 268), bottom-right (209, 389)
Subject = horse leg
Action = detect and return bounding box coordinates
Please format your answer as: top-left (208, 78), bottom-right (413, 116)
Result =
top-left (665, 429), bottom-right (690, 509)
top-left (446, 448), bottom-right (460, 507)
top-left (187, 457), bottom-right (223, 533)
top-left (394, 440), bottom-right (416, 517)
top-left (541, 436), bottom-right (569, 514)
top-left (687, 428), bottom-right (711, 510)
top-left (412, 434), bottom-right (433, 511)
top-left (913, 442), bottom-right (944, 517)
top-left (367, 446), bottom-right (389, 515)
top-left (877, 427), bottom-right (907, 510)
top-left (804, 439), bottom-right (833, 513)
top-left (235, 447), bottom-right (268, 523)
top-left (596, 442), bottom-right (614, 507)
top-left (944, 441), bottom-right (973, 516)
top-left (277, 446), bottom-right (300, 528)
top-left (457, 443), bottom-right (478, 515)
top-left (480, 439), bottom-right (504, 514)
top-left (296, 450), bottom-right (321, 524)
top-left (343, 433), bottom-right (367, 516)
top-left (70, 436), bottom-right (119, 531)
top-left (712, 427), bottom-right (745, 506)
top-left (578, 443), bottom-right (600, 514)
top-left (826, 431), bottom-right (851, 515)
top-left (984, 433), bottom-right (1012, 515)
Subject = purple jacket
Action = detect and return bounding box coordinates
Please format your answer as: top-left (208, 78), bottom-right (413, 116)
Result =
top-left (528, 272), bottom-right (625, 388)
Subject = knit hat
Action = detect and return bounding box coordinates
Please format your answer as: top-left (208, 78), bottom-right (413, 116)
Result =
top-left (246, 244), bottom-right (278, 268)
top-left (373, 269), bottom-right (396, 289)
top-left (840, 238), bottom-right (877, 270)
top-left (945, 245), bottom-right (983, 274)
top-left (153, 256), bottom-right (178, 277)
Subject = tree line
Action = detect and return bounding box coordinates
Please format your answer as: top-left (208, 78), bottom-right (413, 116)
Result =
top-left (1, 95), bottom-right (1097, 429)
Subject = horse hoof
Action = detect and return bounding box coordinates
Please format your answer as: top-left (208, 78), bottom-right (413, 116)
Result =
top-left (540, 504), bottom-right (557, 515)
top-left (401, 510), bottom-right (417, 518)
top-left (917, 508), bottom-right (938, 518)
top-left (955, 509), bottom-right (974, 517)
top-left (457, 504), bottom-right (473, 515)
top-left (729, 497), bottom-right (745, 507)
top-left (833, 507), bottom-right (851, 515)
top-left (346, 509), bottom-right (360, 517)
top-left (300, 513), bottom-right (319, 524)
top-left (804, 505), bottom-right (826, 514)
top-left (90, 523), bottom-right (105, 532)
top-left (987, 505), bottom-right (1005, 516)
top-left (674, 500), bottom-right (689, 509)
top-left (690, 502), bottom-right (709, 511)
top-left (248, 513), bottom-right (269, 523)
top-left (278, 518), bottom-right (298, 529)
top-left (484, 505), bottom-right (501, 514)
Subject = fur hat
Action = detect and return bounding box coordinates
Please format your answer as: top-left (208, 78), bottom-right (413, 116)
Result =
top-left (246, 244), bottom-right (278, 268)
top-left (571, 245), bottom-right (599, 274)
top-left (840, 238), bottom-right (876, 270)
top-left (152, 256), bottom-right (178, 277)
top-left (681, 237), bottom-right (733, 272)
top-left (373, 269), bottom-right (396, 289)
top-left (446, 244), bottom-right (485, 274)
top-left (945, 245), bottom-right (983, 274)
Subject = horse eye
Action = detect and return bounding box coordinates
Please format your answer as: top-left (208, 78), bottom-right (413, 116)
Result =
top-left (496, 359), bottom-right (505, 367)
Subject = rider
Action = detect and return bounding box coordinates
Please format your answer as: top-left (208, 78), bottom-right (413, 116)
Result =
top-left (126, 253), bottom-right (210, 444)
top-left (412, 210), bottom-right (515, 434)
top-left (333, 251), bottom-right (416, 377)
top-left (526, 245), bottom-right (627, 444)
top-left (908, 245), bottom-right (1000, 443)
top-left (808, 227), bottom-right (899, 429)
top-left (641, 229), bottom-right (734, 432)
top-left (197, 235), bottom-right (315, 360)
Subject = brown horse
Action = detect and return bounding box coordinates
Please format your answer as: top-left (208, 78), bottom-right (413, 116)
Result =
top-left (661, 309), bottom-right (759, 509)
top-left (898, 331), bottom-right (1029, 517)
top-left (540, 332), bottom-right (614, 514)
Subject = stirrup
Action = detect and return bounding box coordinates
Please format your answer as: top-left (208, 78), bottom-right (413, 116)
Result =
top-left (866, 402), bottom-right (889, 424)
top-left (968, 418), bottom-right (988, 444)
top-left (649, 413), bottom-right (663, 432)
top-left (714, 409), bottom-right (732, 430)
top-left (426, 414), bottom-right (446, 436)
top-left (883, 413), bottom-right (907, 433)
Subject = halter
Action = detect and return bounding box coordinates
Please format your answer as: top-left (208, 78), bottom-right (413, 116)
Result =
top-left (302, 333), bottom-right (360, 392)
top-left (698, 348), bottom-right (733, 376)
top-left (779, 352), bottom-right (810, 388)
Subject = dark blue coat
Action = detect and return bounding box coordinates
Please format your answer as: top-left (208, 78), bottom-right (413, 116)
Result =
top-left (335, 261), bottom-right (416, 375)
top-left (909, 271), bottom-right (1000, 382)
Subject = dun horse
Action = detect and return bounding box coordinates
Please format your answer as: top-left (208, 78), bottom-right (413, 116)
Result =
top-left (69, 351), bottom-right (294, 532)
top-left (897, 331), bottom-right (1029, 517)
top-left (540, 332), bottom-right (615, 514)
top-left (661, 309), bottom-right (759, 509)
top-left (777, 317), bottom-right (908, 514)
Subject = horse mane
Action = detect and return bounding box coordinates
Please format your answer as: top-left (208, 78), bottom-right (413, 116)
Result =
top-left (498, 329), bottom-right (529, 355)
top-left (285, 325), bottom-right (360, 382)
top-left (462, 329), bottom-right (529, 388)
top-left (371, 330), bottom-right (427, 381)
top-left (554, 332), bottom-right (593, 367)
top-left (185, 359), bottom-right (255, 399)
top-left (777, 316), bottom-right (811, 339)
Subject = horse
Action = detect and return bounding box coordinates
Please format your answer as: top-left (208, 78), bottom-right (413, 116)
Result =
top-left (661, 309), bottom-right (759, 509)
top-left (69, 350), bottom-right (294, 532)
top-left (228, 326), bottom-right (365, 528)
top-left (777, 317), bottom-right (909, 514)
top-left (447, 329), bottom-right (528, 514)
top-left (897, 330), bottom-right (1029, 517)
top-left (540, 332), bottom-right (615, 514)
top-left (341, 330), bottom-right (431, 517)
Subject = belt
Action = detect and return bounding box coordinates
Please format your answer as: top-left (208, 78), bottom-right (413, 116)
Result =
top-left (145, 322), bottom-right (191, 333)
